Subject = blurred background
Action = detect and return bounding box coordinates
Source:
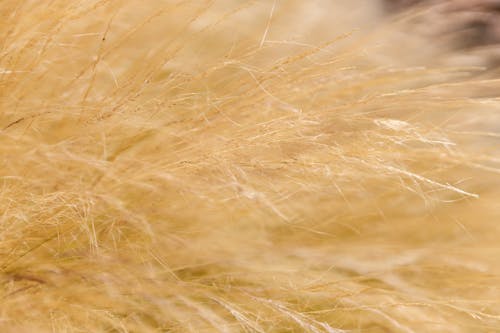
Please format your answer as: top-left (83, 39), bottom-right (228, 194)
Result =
top-left (383, 0), bottom-right (500, 66)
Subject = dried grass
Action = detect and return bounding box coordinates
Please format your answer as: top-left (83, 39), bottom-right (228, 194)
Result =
top-left (0, 1), bottom-right (499, 332)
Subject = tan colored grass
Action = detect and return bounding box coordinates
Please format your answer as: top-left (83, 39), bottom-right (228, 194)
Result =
top-left (0, 1), bottom-right (499, 332)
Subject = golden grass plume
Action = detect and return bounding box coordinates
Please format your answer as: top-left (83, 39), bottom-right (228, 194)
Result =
top-left (1, 1), bottom-right (500, 332)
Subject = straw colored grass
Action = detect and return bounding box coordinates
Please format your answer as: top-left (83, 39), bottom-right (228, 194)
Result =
top-left (0, 1), bottom-right (499, 332)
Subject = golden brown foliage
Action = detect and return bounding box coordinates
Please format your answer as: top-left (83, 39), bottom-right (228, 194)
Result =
top-left (0, 1), bottom-right (499, 332)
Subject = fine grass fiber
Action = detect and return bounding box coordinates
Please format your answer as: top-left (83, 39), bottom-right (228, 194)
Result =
top-left (1, 1), bottom-right (500, 332)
